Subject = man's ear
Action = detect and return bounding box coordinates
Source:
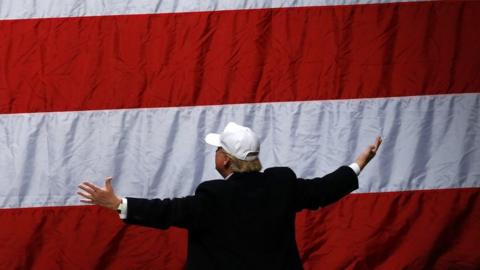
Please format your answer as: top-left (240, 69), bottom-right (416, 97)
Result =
top-left (223, 156), bottom-right (231, 167)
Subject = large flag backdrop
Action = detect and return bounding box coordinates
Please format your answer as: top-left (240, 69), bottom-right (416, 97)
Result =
top-left (0, 0), bottom-right (479, 269)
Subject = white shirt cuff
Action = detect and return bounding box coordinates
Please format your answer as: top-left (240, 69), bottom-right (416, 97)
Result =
top-left (349, 162), bottom-right (361, 176)
top-left (117, 197), bottom-right (128, 219)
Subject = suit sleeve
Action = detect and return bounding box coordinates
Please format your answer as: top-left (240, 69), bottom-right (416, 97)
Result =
top-left (294, 166), bottom-right (359, 211)
top-left (123, 182), bottom-right (214, 230)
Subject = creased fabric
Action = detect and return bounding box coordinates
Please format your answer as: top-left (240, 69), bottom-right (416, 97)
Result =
top-left (0, 0), bottom-right (479, 269)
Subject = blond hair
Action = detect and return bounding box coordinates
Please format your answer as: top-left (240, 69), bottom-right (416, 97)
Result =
top-left (225, 153), bottom-right (262, 173)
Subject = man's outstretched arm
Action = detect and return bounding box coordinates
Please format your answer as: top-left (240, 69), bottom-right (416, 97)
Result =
top-left (77, 177), bottom-right (207, 230)
top-left (294, 136), bottom-right (382, 211)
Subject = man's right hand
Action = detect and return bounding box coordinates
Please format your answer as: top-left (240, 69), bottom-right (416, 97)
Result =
top-left (355, 137), bottom-right (382, 171)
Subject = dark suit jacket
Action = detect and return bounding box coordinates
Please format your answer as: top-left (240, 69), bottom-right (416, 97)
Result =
top-left (124, 166), bottom-right (358, 270)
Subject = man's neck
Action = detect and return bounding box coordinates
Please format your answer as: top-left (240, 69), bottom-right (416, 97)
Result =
top-left (220, 168), bottom-right (234, 179)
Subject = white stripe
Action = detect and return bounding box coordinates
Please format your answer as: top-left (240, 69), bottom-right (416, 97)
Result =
top-left (0, 0), bottom-right (432, 20)
top-left (0, 93), bottom-right (478, 208)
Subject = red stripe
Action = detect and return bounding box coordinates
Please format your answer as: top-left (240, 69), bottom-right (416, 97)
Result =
top-left (0, 1), bottom-right (479, 114)
top-left (0, 206), bottom-right (188, 269)
top-left (297, 188), bottom-right (480, 269)
top-left (0, 188), bottom-right (478, 269)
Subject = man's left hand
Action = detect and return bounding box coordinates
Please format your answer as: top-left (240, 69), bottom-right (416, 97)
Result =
top-left (77, 177), bottom-right (122, 210)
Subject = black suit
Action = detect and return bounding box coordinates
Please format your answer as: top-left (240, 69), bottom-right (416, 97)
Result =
top-left (124, 166), bottom-right (358, 270)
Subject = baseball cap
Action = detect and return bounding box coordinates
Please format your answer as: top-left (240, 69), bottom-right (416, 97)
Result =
top-left (205, 122), bottom-right (260, 161)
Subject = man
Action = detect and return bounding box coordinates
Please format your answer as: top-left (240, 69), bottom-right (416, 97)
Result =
top-left (78, 122), bottom-right (382, 269)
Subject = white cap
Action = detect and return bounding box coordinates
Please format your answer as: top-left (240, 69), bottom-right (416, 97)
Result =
top-left (205, 122), bottom-right (260, 161)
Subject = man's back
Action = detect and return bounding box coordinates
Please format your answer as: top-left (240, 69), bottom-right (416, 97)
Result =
top-left (125, 166), bottom-right (358, 270)
top-left (186, 167), bottom-right (302, 269)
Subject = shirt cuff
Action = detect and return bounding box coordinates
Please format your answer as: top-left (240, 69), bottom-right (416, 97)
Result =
top-left (117, 197), bottom-right (128, 219)
top-left (349, 162), bottom-right (361, 176)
